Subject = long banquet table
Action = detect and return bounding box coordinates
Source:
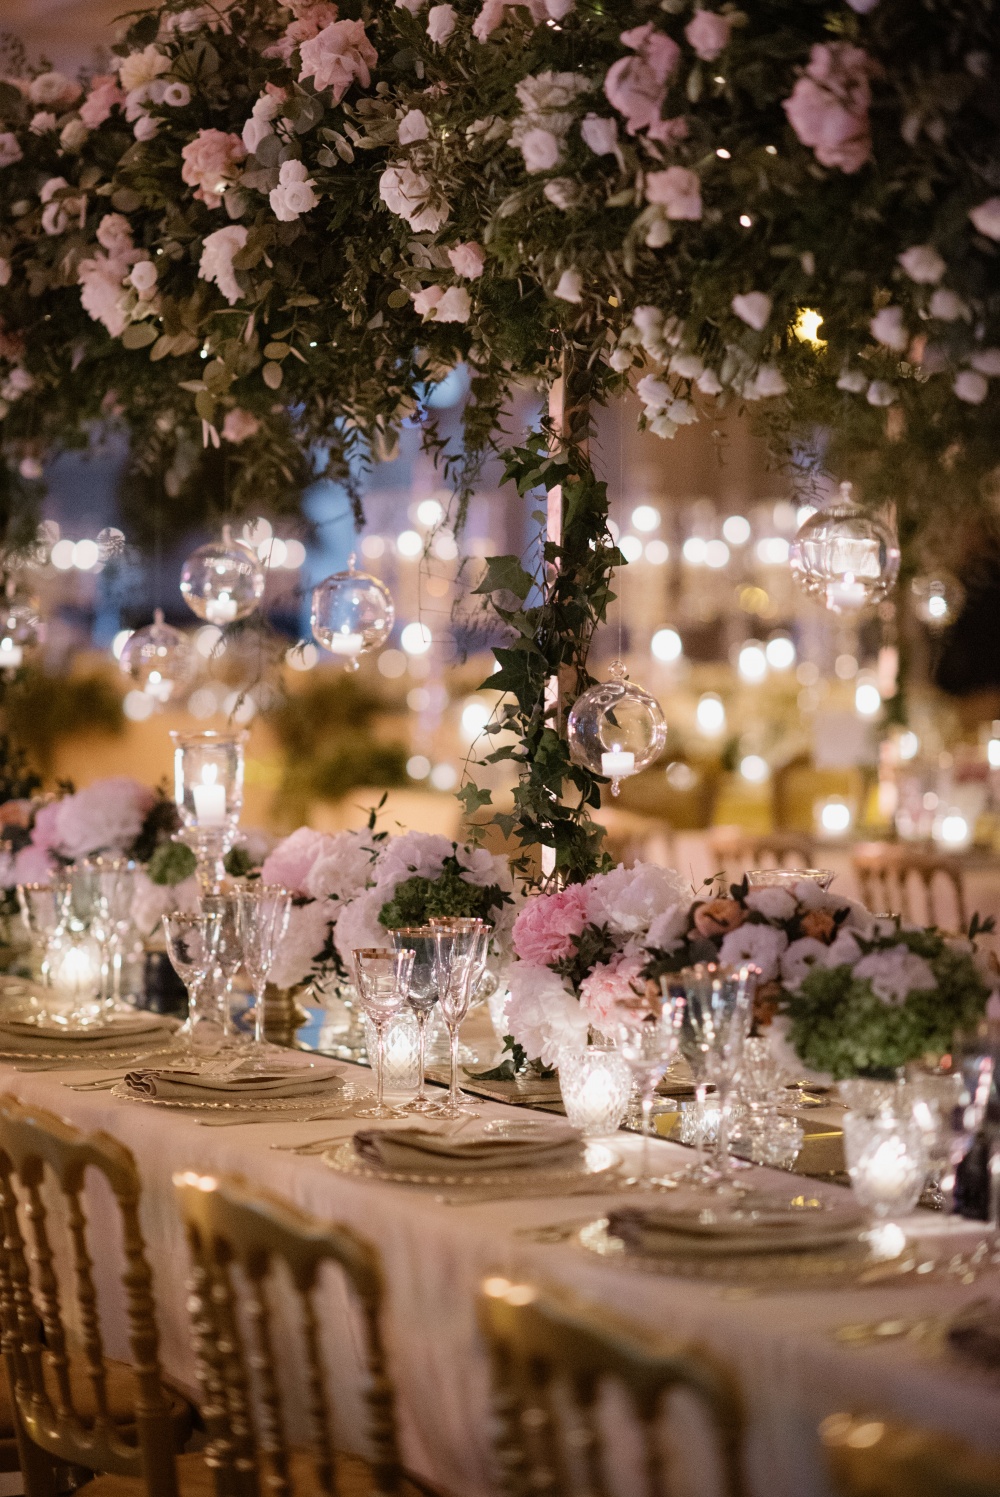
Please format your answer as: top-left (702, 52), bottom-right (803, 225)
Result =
top-left (2, 1051), bottom-right (999, 1497)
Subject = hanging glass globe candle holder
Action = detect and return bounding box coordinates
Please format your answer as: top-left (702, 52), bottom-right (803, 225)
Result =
top-left (0, 581), bottom-right (42, 671)
top-left (566, 660), bottom-right (667, 796)
top-left (790, 483), bottom-right (900, 614)
top-left (911, 573), bottom-right (964, 631)
top-left (179, 524), bottom-right (266, 626)
top-left (310, 554), bottom-right (394, 672)
top-left (118, 609), bottom-right (194, 706)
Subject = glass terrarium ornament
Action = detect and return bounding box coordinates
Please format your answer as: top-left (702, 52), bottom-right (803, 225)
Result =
top-left (0, 580), bottom-right (42, 671)
top-left (911, 573), bottom-right (964, 631)
top-left (790, 483), bottom-right (900, 614)
top-left (118, 609), bottom-right (194, 705)
top-left (566, 660), bottom-right (667, 796)
top-left (310, 553), bottom-right (394, 671)
top-left (179, 524), bottom-right (265, 625)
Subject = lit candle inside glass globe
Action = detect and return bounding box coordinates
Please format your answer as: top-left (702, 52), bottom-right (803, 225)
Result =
top-left (325, 625), bottom-right (366, 657)
top-left (0, 638), bottom-right (23, 669)
top-left (825, 572), bottom-right (869, 613)
top-left (192, 764), bottom-right (227, 826)
top-left (204, 591), bottom-right (238, 625)
top-left (601, 744), bottom-right (635, 788)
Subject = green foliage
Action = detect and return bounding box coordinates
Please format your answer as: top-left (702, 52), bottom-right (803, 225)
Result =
top-left (0, 733), bottom-right (41, 804)
top-left (378, 861), bottom-right (506, 929)
top-left (148, 839), bottom-right (197, 886)
top-left (265, 676), bottom-right (407, 809)
top-left (224, 846), bottom-right (258, 878)
top-left (130, 788), bottom-right (181, 864)
top-left (0, 671), bottom-right (123, 770)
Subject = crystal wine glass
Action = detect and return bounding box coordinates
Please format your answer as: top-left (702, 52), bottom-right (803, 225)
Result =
top-left (91, 857), bottom-right (137, 1010)
top-left (17, 881), bottom-right (62, 993)
top-left (615, 983), bottom-right (686, 1189)
top-left (390, 926), bottom-right (442, 1113)
top-left (235, 884), bottom-right (292, 1054)
top-left (200, 891), bottom-right (244, 1047)
top-left (433, 921), bottom-right (487, 1119)
top-left (352, 946), bottom-right (415, 1119)
top-left (673, 962), bottom-right (756, 1190)
top-left (162, 911), bottom-right (222, 1055)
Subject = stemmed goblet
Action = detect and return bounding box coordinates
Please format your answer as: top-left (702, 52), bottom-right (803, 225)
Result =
top-left (615, 982), bottom-right (686, 1190)
top-left (390, 926), bottom-right (443, 1113)
top-left (162, 911), bottom-right (222, 1055)
top-left (17, 881), bottom-right (63, 993)
top-left (92, 857), bottom-right (137, 1010)
top-left (672, 962), bottom-right (756, 1190)
top-left (200, 891), bottom-right (243, 1047)
top-left (432, 921), bottom-right (487, 1119)
top-left (235, 884), bottom-right (292, 1055)
top-left (352, 947), bottom-right (415, 1119)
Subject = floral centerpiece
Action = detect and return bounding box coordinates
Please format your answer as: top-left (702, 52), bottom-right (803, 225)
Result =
top-left (505, 862), bottom-right (688, 1067)
top-left (257, 824), bottom-right (380, 990)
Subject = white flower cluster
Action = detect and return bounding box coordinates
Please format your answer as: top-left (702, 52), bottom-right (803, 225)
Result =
top-left (508, 70), bottom-right (592, 176)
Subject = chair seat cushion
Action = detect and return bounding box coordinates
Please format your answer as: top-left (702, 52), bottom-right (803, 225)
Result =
top-left (83, 1446), bottom-right (440, 1497)
top-left (0, 1356), bottom-right (192, 1443)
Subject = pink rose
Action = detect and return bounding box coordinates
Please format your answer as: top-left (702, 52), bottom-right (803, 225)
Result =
top-left (261, 826), bottom-right (331, 896)
top-left (222, 408), bottom-right (261, 443)
top-left (30, 800), bottom-right (63, 853)
top-left (579, 954), bottom-right (646, 1029)
top-left (79, 77), bottom-right (124, 128)
top-left (604, 24), bottom-right (680, 137)
top-left (263, 3), bottom-right (340, 64)
top-left (181, 129), bottom-right (247, 209)
top-left (512, 885), bottom-right (590, 967)
top-left (298, 19), bottom-right (377, 103)
top-left (684, 10), bottom-right (731, 62)
top-left (13, 843), bottom-right (54, 886)
top-left (447, 241), bottom-right (485, 278)
top-left (783, 42), bottom-right (872, 174)
top-left (646, 165), bottom-right (701, 220)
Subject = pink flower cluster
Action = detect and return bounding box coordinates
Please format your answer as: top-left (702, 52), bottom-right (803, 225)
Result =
top-left (79, 76), bottom-right (125, 129)
top-left (260, 826), bottom-right (331, 896)
top-left (180, 128), bottom-right (247, 209)
top-left (578, 954), bottom-right (646, 1029)
top-left (511, 884), bottom-right (589, 967)
top-left (604, 23), bottom-right (681, 138)
top-left (264, 2), bottom-right (340, 64)
top-left (298, 19), bottom-right (377, 104)
top-left (783, 42), bottom-right (873, 174)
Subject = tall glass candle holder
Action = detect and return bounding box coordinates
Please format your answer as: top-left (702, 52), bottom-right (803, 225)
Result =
top-left (171, 729), bottom-right (247, 890)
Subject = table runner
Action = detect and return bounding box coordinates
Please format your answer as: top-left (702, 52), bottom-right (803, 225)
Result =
top-left (0, 1056), bottom-right (998, 1497)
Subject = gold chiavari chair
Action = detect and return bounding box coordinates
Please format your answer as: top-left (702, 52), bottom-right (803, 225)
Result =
top-left (0, 1097), bottom-right (194, 1497)
top-left (478, 1276), bottom-right (748, 1497)
top-left (850, 843), bottom-right (968, 931)
top-left (821, 1411), bottom-right (1000, 1497)
top-left (706, 826), bottom-right (817, 886)
top-left (173, 1170), bottom-right (439, 1497)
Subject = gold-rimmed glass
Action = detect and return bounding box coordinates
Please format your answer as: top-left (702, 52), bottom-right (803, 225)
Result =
top-left (353, 947), bottom-right (415, 1119)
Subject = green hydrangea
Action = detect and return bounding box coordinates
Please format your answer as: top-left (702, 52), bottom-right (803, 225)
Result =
top-left (378, 869), bottom-right (497, 930)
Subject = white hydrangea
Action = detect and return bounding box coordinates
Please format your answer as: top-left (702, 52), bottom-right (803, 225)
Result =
top-left (853, 944), bottom-right (936, 1005)
top-left (505, 962), bottom-right (589, 1066)
top-left (269, 899), bottom-right (334, 989)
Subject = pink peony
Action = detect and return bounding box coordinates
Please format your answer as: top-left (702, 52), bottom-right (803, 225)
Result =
top-left (261, 826), bottom-right (332, 896)
top-left (263, 3), bottom-right (340, 63)
top-left (0, 133), bottom-right (22, 168)
top-left (79, 77), bottom-right (124, 128)
top-left (298, 19), bottom-right (377, 103)
top-left (448, 241), bottom-right (485, 278)
top-left (30, 800), bottom-right (63, 852)
top-left (181, 128), bottom-right (246, 209)
top-left (222, 408), bottom-right (261, 443)
top-left (684, 10), bottom-right (731, 62)
top-left (29, 71), bottom-right (81, 108)
top-left (783, 42), bottom-right (872, 174)
top-left (512, 884), bottom-right (590, 967)
top-left (13, 843), bottom-right (54, 886)
top-left (604, 24), bottom-right (680, 137)
top-left (645, 165), bottom-right (701, 219)
top-left (54, 777), bottom-right (155, 860)
top-left (578, 954), bottom-right (646, 1029)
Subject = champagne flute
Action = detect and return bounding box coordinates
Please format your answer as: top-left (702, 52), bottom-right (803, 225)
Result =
top-left (433, 921), bottom-right (486, 1119)
top-left (200, 891), bottom-right (243, 1046)
top-left (235, 884), bottom-right (292, 1055)
top-left (673, 962), bottom-right (756, 1190)
top-left (162, 911), bottom-right (222, 1056)
top-left (353, 947), bottom-right (415, 1119)
top-left (390, 926), bottom-right (442, 1113)
top-left (615, 984), bottom-right (686, 1190)
top-left (92, 857), bottom-right (137, 1010)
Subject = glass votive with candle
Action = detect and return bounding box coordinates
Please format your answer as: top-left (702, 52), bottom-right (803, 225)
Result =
top-left (363, 1012), bottom-right (421, 1094)
top-left (172, 729), bottom-right (246, 889)
top-left (843, 1111), bottom-right (927, 1251)
top-left (558, 1045), bottom-right (632, 1138)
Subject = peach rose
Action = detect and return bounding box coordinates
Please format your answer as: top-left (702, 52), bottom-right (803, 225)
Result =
top-left (181, 128), bottom-right (246, 209)
top-left (692, 898), bottom-right (745, 938)
top-left (800, 908), bottom-right (836, 943)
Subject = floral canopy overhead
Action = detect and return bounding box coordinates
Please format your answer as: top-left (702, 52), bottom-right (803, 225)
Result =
top-left (0, 0), bottom-right (995, 545)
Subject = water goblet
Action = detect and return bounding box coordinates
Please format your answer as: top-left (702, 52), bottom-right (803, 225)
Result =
top-left (200, 891), bottom-right (244, 1047)
top-left (433, 921), bottom-right (487, 1119)
top-left (17, 882), bottom-right (62, 990)
top-left (162, 911), bottom-right (223, 1055)
top-left (235, 884), bottom-right (292, 1055)
top-left (352, 947), bottom-right (415, 1119)
top-left (390, 926), bottom-right (443, 1113)
top-left (672, 962), bottom-right (756, 1190)
top-left (616, 984), bottom-right (686, 1190)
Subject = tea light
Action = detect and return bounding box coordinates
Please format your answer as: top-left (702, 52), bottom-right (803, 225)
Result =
top-left (559, 1048), bottom-right (631, 1137)
top-left (204, 592), bottom-right (238, 625)
top-left (192, 764), bottom-right (227, 826)
top-left (601, 745), bottom-right (635, 779)
top-left (0, 638), bottom-right (23, 669)
top-left (363, 1012), bottom-right (421, 1091)
top-left (325, 628), bottom-right (365, 657)
top-left (50, 938), bottom-right (102, 1003)
top-left (842, 1112), bottom-right (926, 1221)
top-left (825, 573), bottom-right (868, 612)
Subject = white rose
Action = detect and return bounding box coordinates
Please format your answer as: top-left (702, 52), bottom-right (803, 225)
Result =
top-left (696, 368), bottom-right (722, 395)
top-left (586, 862), bottom-right (688, 939)
top-left (505, 964), bottom-right (588, 1067)
top-left (412, 285), bottom-right (444, 319)
top-left (134, 115), bottom-right (160, 142)
top-left (378, 164), bottom-right (449, 232)
top-left (447, 241), bottom-right (485, 278)
top-left (518, 126), bottom-right (560, 172)
top-left (554, 267), bottom-right (582, 302)
top-left (645, 901), bottom-right (689, 953)
top-left (129, 259), bottom-right (158, 296)
top-left (580, 113), bottom-right (618, 156)
top-left (717, 923), bottom-right (788, 983)
top-left (929, 288), bottom-right (968, 322)
top-left (970, 349), bottom-right (1000, 376)
top-left (897, 245), bottom-right (945, 284)
top-left (269, 900), bottom-right (333, 990)
top-left (969, 197), bottom-right (1000, 242)
top-left (198, 225), bottom-right (249, 306)
top-left (837, 367), bottom-right (867, 393)
top-left (954, 370), bottom-right (988, 405)
top-left (60, 119), bottom-right (89, 151)
top-left (866, 380), bottom-right (897, 406)
top-left (435, 286), bottom-right (471, 322)
top-left (636, 374), bottom-right (669, 413)
top-left (608, 348), bottom-right (632, 373)
top-left (398, 108), bottom-right (429, 144)
top-left (542, 177), bottom-right (579, 211)
top-left (731, 291), bottom-right (771, 331)
top-left (426, 3), bottom-right (457, 43)
top-left (669, 353), bottom-right (704, 379)
top-left (750, 365), bottom-right (788, 398)
top-left (269, 158), bottom-right (319, 221)
top-left (30, 112), bottom-right (58, 134)
top-left (164, 81), bottom-right (191, 107)
top-left (869, 305), bottom-right (908, 351)
top-left (333, 889), bottom-right (386, 972)
top-left (666, 398), bottom-right (697, 425)
top-left (745, 886), bottom-right (797, 922)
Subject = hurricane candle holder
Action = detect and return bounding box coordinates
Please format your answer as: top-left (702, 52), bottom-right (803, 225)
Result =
top-left (558, 1046), bottom-right (632, 1138)
top-left (843, 1111), bottom-right (927, 1253)
top-left (171, 729), bottom-right (246, 890)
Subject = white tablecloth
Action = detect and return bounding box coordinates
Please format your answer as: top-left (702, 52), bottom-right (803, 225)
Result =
top-left (1, 1058), bottom-right (998, 1497)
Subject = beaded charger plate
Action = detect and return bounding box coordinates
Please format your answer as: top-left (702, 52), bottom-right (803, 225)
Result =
top-left (110, 1080), bottom-right (348, 1112)
top-left (577, 1217), bottom-right (917, 1287)
top-left (324, 1140), bottom-right (620, 1189)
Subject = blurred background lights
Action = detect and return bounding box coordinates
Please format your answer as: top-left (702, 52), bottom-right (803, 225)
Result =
top-left (73, 539), bottom-right (100, 570)
top-left (899, 730), bottom-right (920, 762)
top-left (756, 537), bottom-right (790, 565)
top-left (406, 754), bottom-right (431, 780)
top-left (460, 697), bottom-right (491, 741)
top-left (431, 531), bottom-right (458, 561)
top-left (631, 505), bottom-right (660, 533)
top-left (361, 535), bottom-right (385, 560)
top-left (396, 530), bottom-right (422, 558)
top-left (618, 534), bottom-right (643, 563)
top-left (682, 536), bottom-right (707, 565)
top-left (430, 762), bottom-right (457, 791)
top-left (51, 540), bottom-right (75, 571)
top-left (722, 515), bottom-right (751, 546)
top-left (243, 517), bottom-right (271, 547)
top-left (187, 686), bottom-right (218, 720)
top-left (286, 642), bottom-right (318, 671)
top-left (696, 692), bottom-right (726, 736)
top-left (816, 796), bottom-right (852, 836)
top-left (194, 625), bottom-right (223, 659)
top-left (111, 628), bottom-right (133, 660)
top-left (644, 539), bottom-right (669, 565)
top-left (765, 634), bottom-right (796, 671)
top-left (855, 676), bottom-right (882, 717)
top-left (835, 654), bottom-right (858, 680)
top-left (936, 809), bottom-right (971, 849)
top-left (400, 621), bottom-right (432, 655)
top-left (737, 641), bottom-right (767, 683)
top-left (416, 498), bottom-right (444, 528)
top-left (793, 308), bottom-right (825, 347)
top-left (377, 648), bottom-right (407, 678)
top-left (123, 689), bottom-right (155, 721)
top-left (704, 539), bottom-right (730, 569)
top-left (740, 754), bottom-right (769, 783)
top-left (796, 504), bottom-right (817, 527)
top-left (651, 627), bottom-right (682, 663)
top-left (665, 760), bottom-right (698, 791)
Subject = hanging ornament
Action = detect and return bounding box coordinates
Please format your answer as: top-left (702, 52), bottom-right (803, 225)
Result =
top-left (118, 609), bottom-right (194, 705)
top-left (179, 524), bottom-right (265, 626)
top-left (566, 660), bottom-right (667, 796)
top-left (0, 580), bottom-right (41, 671)
top-left (789, 483), bottom-right (900, 614)
top-left (911, 573), bottom-right (964, 631)
top-left (310, 554), bottom-right (394, 672)
top-left (96, 526), bottom-right (126, 564)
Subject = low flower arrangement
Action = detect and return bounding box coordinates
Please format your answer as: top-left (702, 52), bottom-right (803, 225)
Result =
top-left (505, 862), bottom-right (689, 1067)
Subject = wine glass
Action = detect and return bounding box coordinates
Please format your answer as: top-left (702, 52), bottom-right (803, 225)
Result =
top-left (162, 911), bottom-right (223, 1055)
top-left (200, 891), bottom-right (244, 1047)
top-left (91, 857), bottom-right (137, 1010)
top-left (235, 884), bottom-right (292, 1054)
top-left (615, 984), bottom-right (686, 1190)
top-left (352, 947), bottom-right (415, 1119)
top-left (17, 881), bottom-right (62, 993)
top-left (433, 921), bottom-right (487, 1119)
top-left (390, 926), bottom-right (442, 1113)
top-left (672, 962), bottom-right (756, 1190)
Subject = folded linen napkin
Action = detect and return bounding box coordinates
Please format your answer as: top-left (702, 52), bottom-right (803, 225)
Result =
top-left (0, 1013), bottom-right (176, 1052)
top-left (352, 1123), bottom-right (585, 1175)
top-left (947, 1300), bottom-right (1000, 1369)
top-left (122, 1063), bottom-right (343, 1102)
top-left (607, 1202), bottom-right (866, 1258)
